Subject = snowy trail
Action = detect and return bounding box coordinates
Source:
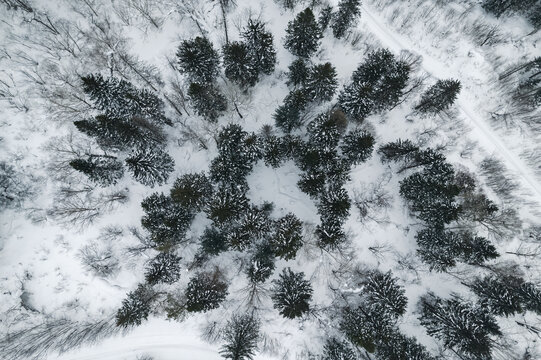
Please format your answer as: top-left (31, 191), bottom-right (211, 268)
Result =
top-left (360, 4), bottom-right (541, 200)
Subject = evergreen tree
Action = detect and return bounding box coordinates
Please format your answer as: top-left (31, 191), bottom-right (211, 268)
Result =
top-left (471, 275), bottom-right (524, 316)
top-left (74, 115), bottom-right (164, 150)
top-left (364, 271), bottom-right (407, 318)
top-left (220, 314), bottom-right (260, 360)
top-left (187, 82), bottom-right (228, 122)
top-left (481, 0), bottom-right (538, 17)
top-left (286, 58), bottom-right (310, 88)
top-left (419, 293), bottom-right (501, 360)
top-left (116, 284), bottom-right (155, 327)
top-left (519, 282), bottom-right (541, 314)
top-left (458, 232), bottom-right (499, 265)
top-left (340, 129), bottom-right (374, 165)
top-left (307, 111), bottom-right (346, 151)
top-left (81, 74), bottom-right (170, 125)
top-left (145, 252), bottom-right (182, 285)
top-left (176, 37), bottom-right (220, 83)
top-left (415, 227), bottom-right (461, 272)
top-left (141, 193), bottom-right (195, 249)
top-left (200, 226), bottom-right (229, 256)
top-left (241, 19), bottom-right (277, 76)
top-left (274, 90), bottom-right (309, 132)
top-left (297, 170), bottom-right (326, 198)
top-left (271, 268), bottom-right (313, 319)
top-left (246, 241), bottom-right (276, 283)
top-left (70, 156), bottom-right (124, 186)
top-left (331, 0), bottom-right (361, 39)
top-left (376, 332), bottom-right (436, 360)
top-left (318, 186), bottom-right (351, 221)
top-left (322, 338), bottom-right (356, 360)
top-left (271, 213), bottom-right (303, 260)
top-left (125, 148), bottom-right (174, 187)
top-left (318, 5), bottom-right (334, 33)
top-left (185, 270), bottom-right (228, 312)
top-left (206, 186), bottom-right (249, 227)
top-left (378, 139), bottom-right (419, 163)
top-left (316, 214), bottom-right (346, 249)
top-left (284, 8), bottom-right (322, 58)
top-left (338, 49), bottom-right (410, 121)
top-left (170, 172), bottom-right (213, 211)
top-left (414, 79), bottom-right (461, 114)
top-left (306, 62), bottom-right (338, 102)
top-left (223, 41), bottom-right (259, 88)
top-left (228, 207), bottom-right (273, 251)
top-left (262, 134), bottom-right (288, 168)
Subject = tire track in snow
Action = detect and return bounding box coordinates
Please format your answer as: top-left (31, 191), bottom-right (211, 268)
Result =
top-left (360, 4), bottom-right (541, 200)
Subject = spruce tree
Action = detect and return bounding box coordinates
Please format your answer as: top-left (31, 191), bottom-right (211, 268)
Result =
top-left (271, 213), bottom-right (303, 260)
top-left (419, 293), bottom-right (501, 360)
top-left (297, 170), bottom-right (326, 198)
top-left (262, 134), bottom-right (288, 168)
top-left (286, 58), bottom-right (310, 88)
top-left (228, 207), bottom-right (273, 251)
top-left (271, 268), bottom-right (313, 319)
top-left (220, 314), bottom-right (260, 360)
top-left (316, 214), bottom-right (346, 249)
top-left (116, 284), bottom-right (155, 327)
top-left (284, 8), bottom-right (322, 58)
top-left (274, 90), bottom-right (309, 132)
top-left (376, 332), bottom-right (436, 360)
top-left (378, 139), bottom-right (419, 163)
top-left (141, 192), bottom-right (195, 249)
top-left (184, 271), bottom-right (228, 312)
top-left (322, 338), bottom-right (356, 360)
top-left (364, 271), bottom-right (407, 318)
top-left (241, 19), bottom-right (277, 76)
top-left (187, 82), bottom-right (227, 122)
top-left (331, 0), bottom-right (361, 39)
top-left (415, 79), bottom-right (461, 114)
top-left (519, 282), bottom-right (541, 314)
top-left (307, 112), bottom-right (345, 151)
top-left (70, 156), bottom-right (124, 186)
top-left (200, 226), bottom-right (229, 256)
top-left (145, 252), bottom-right (182, 285)
top-left (206, 186), bottom-right (249, 227)
top-left (246, 241), bottom-right (276, 284)
top-left (306, 62), bottom-right (338, 102)
top-left (471, 275), bottom-right (524, 316)
top-left (318, 186), bottom-right (351, 221)
top-left (223, 41), bottom-right (258, 88)
top-left (415, 227), bottom-right (461, 272)
top-left (319, 5), bottom-right (334, 33)
top-left (125, 148), bottom-right (174, 187)
top-left (338, 49), bottom-right (410, 121)
top-left (170, 172), bottom-right (213, 211)
top-left (176, 37), bottom-right (220, 83)
top-left (340, 129), bottom-right (374, 165)
top-left (81, 74), bottom-right (171, 125)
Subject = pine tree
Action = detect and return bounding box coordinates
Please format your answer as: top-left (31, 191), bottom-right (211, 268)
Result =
top-left (415, 79), bottom-right (461, 114)
top-left (70, 156), bottom-right (124, 186)
top-left (338, 49), bottom-right (410, 121)
top-left (415, 227), bottom-right (461, 272)
top-left (116, 284), bottom-right (155, 327)
top-left (340, 129), bottom-right (374, 165)
top-left (271, 268), bottom-right (313, 319)
top-left (376, 332), bottom-right (436, 360)
top-left (145, 252), bottom-right (182, 285)
top-left (241, 19), bottom-right (277, 76)
top-left (284, 8), bottom-right (322, 58)
top-left (458, 232), bottom-right (499, 265)
top-left (331, 0), bottom-right (361, 39)
top-left (246, 241), bottom-right (276, 284)
top-left (322, 338), bottom-right (356, 360)
top-left (81, 74), bottom-right (170, 125)
top-left (223, 41), bottom-right (259, 88)
top-left (187, 82), bottom-right (228, 122)
top-left (364, 271), bottom-right (407, 318)
top-left (185, 270), bottom-right (228, 312)
top-left (200, 226), bottom-right (229, 256)
top-left (220, 314), bottom-right (260, 360)
top-left (271, 213), bottom-right (303, 260)
top-left (306, 62), bottom-right (338, 102)
top-left (170, 172), bottom-right (213, 211)
top-left (141, 193), bottom-right (195, 249)
top-left (125, 148), bottom-right (174, 187)
top-left (274, 90), bottom-right (309, 132)
top-left (471, 275), bottom-right (524, 316)
top-left (318, 5), bottom-right (334, 33)
top-left (419, 293), bottom-right (501, 360)
top-left (519, 282), bottom-right (541, 314)
top-left (286, 58), bottom-right (310, 88)
top-left (176, 37), bottom-right (220, 83)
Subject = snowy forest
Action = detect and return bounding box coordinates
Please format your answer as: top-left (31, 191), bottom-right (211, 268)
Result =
top-left (1, 0), bottom-right (541, 359)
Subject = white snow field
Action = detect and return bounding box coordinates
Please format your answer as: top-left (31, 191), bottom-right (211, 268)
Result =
top-left (1, 0), bottom-right (541, 359)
